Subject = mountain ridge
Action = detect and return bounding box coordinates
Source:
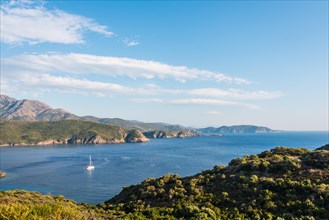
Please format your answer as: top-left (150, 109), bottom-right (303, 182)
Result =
top-left (0, 95), bottom-right (186, 132)
top-left (1, 94), bottom-right (277, 133)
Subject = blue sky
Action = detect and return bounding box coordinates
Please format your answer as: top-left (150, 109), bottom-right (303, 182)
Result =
top-left (1, 0), bottom-right (328, 130)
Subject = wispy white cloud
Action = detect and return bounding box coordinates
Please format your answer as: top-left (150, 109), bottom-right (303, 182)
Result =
top-left (129, 98), bottom-right (259, 109)
top-left (169, 99), bottom-right (259, 110)
top-left (2, 51), bottom-right (282, 111)
top-left (189, 88), bottom-right (283, 100)
top-left (123, 38), bottom-right (140, 47)
top-left (130, 98), bottom-right (164, 103)
top-left (3, 72), bottom-right (160, 96)
top-left (3, 53), bottom-right (250, 84)
top-left (0, 0), bottom-right (113, 45)
top-left (2, 52), bottom-right (282, 108)
top-left (205, 110), bottom-right (222, 115)
top-left (1, 63), bottom-right (281, 103)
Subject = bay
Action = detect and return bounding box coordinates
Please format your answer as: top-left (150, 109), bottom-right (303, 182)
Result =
top-left (0, 131), bottom-right (328, 204)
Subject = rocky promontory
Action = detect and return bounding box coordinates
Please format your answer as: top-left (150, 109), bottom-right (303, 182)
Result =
top-left (124, 130), bottom-right (150, 143)
top-left (143, 130), bottom-right (200, 139)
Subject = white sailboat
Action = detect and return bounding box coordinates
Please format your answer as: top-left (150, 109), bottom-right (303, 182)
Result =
top-left (86, 155), bottom-right (95, 170)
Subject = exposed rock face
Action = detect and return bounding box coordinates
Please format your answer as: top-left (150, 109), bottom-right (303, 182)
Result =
top-left (125, 130), bottom-right (150, 143)
top-left (36, 140), bottom-right (65, 145)
top-left (143, 130), bottom-right (172, 138)
top-left (176, 130), bottom-right (200, 138)
top-left (0, 171), bottom-right (6, 178)
top-left (143, 130), bottom-right (200, 139)
top-left (0, 95), bottom-right (75, 121)
top-left (67, 135), bottom-right (125, 144)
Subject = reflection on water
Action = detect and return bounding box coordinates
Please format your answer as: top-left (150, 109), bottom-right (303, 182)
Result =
top-left (86, 169), bottom-right (94, 177)
top-left (0, 132), bottom-right (328, 204)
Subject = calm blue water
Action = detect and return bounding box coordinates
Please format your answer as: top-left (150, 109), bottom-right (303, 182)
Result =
top-left (0, 132), bottom-right (328, 204)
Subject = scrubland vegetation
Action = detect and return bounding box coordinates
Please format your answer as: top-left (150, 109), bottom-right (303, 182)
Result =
top-left (1, 145), bottom-right (328, 219)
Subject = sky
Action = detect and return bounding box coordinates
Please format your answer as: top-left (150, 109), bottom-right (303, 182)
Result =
top-left (0, 0), bottom-right (328, 130)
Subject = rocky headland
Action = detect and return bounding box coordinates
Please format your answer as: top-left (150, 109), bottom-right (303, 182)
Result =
top-left (0, 119), bottom-right (149, 146)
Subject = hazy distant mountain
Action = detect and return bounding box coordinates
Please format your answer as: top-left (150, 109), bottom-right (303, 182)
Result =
top-left (197, 125), bottom-right (275, 134)
top-left (0, 95), bottom-right (186, 132)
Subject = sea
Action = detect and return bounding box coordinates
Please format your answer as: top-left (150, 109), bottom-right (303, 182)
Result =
top-left (0, 132), bottom-right (328, 205)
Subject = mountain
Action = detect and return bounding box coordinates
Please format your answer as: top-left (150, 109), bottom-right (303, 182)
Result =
top-left (0, 95), bottom-right (77, 121)
top-left (1, 146), bottom-right (328, 219)
top-left (198, 125), bottom-right (276, 134)
top-left (0, 95), bottom-right (186, 132)
top-left (0, 119), bottom-right (149, 146)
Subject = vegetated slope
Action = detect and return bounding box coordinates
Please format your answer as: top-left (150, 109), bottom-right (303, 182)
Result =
top-left (0, 147), bottom-right (328, 219)
top-left (103, 147), bottom-right (329, 219)
top-left (198, 125), bottom-right (275, 134)
top-left (317, 144), bottom-right (329, 151)
top-left (0, 190), bottom-right (103, 220)
top-left (0, 119), bottom-right (149, 145)
top-left (97, 118), bottom-right (186, 132)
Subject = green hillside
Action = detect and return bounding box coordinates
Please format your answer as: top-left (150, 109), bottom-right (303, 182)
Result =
top-left (0, 119), bottom-right (149, 145)
top-left (0, 190), bottom-right (104, 220)
top-left (103, 146), bottom-right (329, 219)
top-left (0, 146), bottom-right (328, 219)
top-left (317, 144), bottom-right (329, 151)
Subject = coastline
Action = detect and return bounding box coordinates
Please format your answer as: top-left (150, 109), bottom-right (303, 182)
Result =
top-left (0, 139), bottom-right (147, 147)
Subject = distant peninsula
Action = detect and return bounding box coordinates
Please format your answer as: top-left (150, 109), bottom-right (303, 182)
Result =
top-left (197, 125), bottom-right (276, 134)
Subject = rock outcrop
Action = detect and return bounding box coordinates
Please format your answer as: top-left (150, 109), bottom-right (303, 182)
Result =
top-left (143, 130), bottom-right (174, 138)
top-left (124, 130), bottom-right (150, 143)
top-left (0, 171), bottom-right (6, 178)
top-left (143, 130), bottom-right (200, 139)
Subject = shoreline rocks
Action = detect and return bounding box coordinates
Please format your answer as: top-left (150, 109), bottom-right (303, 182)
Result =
top-left (0, 171), bottom-right (6, 178)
